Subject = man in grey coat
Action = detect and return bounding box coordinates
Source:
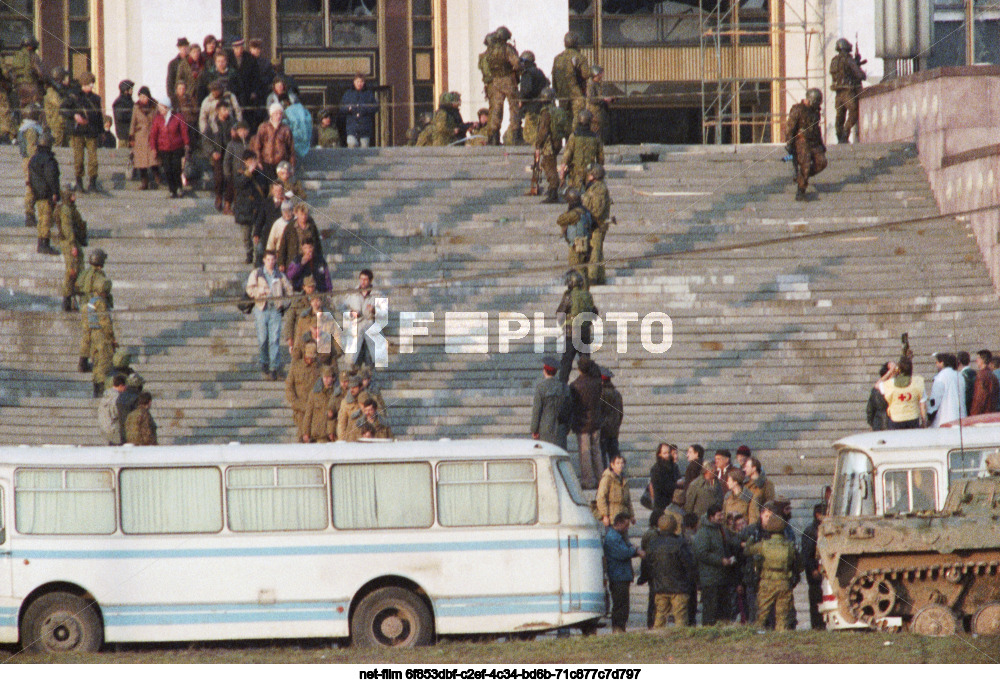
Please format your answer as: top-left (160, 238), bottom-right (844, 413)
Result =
top-left (531, 356), bottom-right (570, 449)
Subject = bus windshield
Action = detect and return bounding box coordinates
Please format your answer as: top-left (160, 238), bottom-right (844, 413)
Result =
top-left (832, 449), bottom-right (875, 517)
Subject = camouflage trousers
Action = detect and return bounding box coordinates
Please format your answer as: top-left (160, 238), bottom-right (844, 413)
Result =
top-left (91, 331), bottom-right (114, 386)
top-left (70, 134), bottom-right (98, 181)
top-left (561, 96), bottom-right (586, 124)
top-left (793, 137), bottom-right (827, 192)
top-left (23, 158), bottom-right (35, 218)
top-left (80, 312), bottom-right (93, 357)
top-left (652, 593), bottom-right (689, 628)
top-left (49, 121), bottom-right (66, 147)
top-left (588, 225), bottom-right (608, 285)
top-left (587, 104), bottom-right (607, 142)
top-left (0, 96), bottom-right (15, 139)
top-left (835, 89), bottom-right (861, 143)
top-left (755, 580), bottom-right (794, 631)
top-left (568, 244), bottom-right (590, 288)
top-left (522, 112), bottom-right (539, 146)
top-left (486, 76), bottom-right (520, 143)
top-left (540, 152), bottom-right (558, 194)
top-left (34, 198), bottom-right (53, 239)
top-left (63, 245), bottom-right (83, 298)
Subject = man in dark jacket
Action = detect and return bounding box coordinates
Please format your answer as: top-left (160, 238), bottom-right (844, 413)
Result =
top-left (68, 72), bottom-right (103, 191)
top-left (111, 80), bottom-right (134, 147)
top-left (971, 349), bottom-right (1000, 415)
top-left (603, 513), bottom-right (643, 633)
top-left (598, 366), bottom-right (623, 469)
top-left (648, 514), bottom-right (696, 628)
top-left (517, 51), bottom-right (549, 145)
top-left (866, 362), bottom-right (890, 430)
top-left (801, 503), bottom-right (826, 630)
top-left (233, 150), bottom-right (267, 264)
top-left (570, 355), bottom-right (603, 489)
top-left (685, 466), bottom-right (724, 518)
top-left (691, 504), bottom-right (737, 626)
top-left (531, 356), bottom-right (570, 448)
top-left (229, 39), bottom-right (262, 124)
top-left (166, 37), bottom-right (190, 99)
top-left (341, 74), bottom-right (378, 147)
top-left (285, 240), bottom-right (333, 292)
top-left (28, 129), bottom-right (61, 255)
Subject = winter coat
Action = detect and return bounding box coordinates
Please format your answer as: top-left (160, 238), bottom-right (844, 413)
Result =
top-left (128, 102), bottom-right (158, 168)
top-left (224, 137), bottom-right (249, 181)
top-left (569, 368), bottom-right (602, 433)
top-left (599, 381), bottom-right (623, 438)
top-left (530, 376), bottom-right (570, 447)
top-left (69, 89), bottom-right (103, 138)
top-left (286, 253), bottom-right (333, 292)
top-left (285, 102), bottom-right (313, 161)
top-left (198, 91), bottom-right (242, 133)
top-left (232, 169), bottom-right (266, 226)
top-left (684, 475), bottom-right (724, 518)
top-left (149, 111), bottom-right (190, 154)
top-left (602, 526), bottom-right (638, 583)
top-left (303, 379), bottom-right (338, 442)
top-left (28, 147), bottom-right (60, 201)
top-left (596, 467), bottom-right (634, 522)
top-left (648, 532), bottom-right (696, 594)
top-left (649, 457), bottom-right (678, 512)
top-left (340, 87), bottom-right (378, 138)
top-left (691, 516), bottom-right (732, 587)
top-left (277, 218), bottom-right (323, 270)
top-left (203, 114), bottom-right (234, 157)
top-left (112, 94), bottom-right (134, 141)
top-left (252, 120), bottom-right (296, 167)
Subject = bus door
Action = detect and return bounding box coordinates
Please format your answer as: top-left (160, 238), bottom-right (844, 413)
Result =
top-left (559, 533), bottom-right (582, 613)
top-left (0, 481), bottom-right (10, 596)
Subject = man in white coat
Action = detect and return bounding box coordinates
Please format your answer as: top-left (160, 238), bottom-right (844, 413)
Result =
top-left (929, 352), bottom-right (967, 427)
top-left (341, 268), bottom-right (388, 369)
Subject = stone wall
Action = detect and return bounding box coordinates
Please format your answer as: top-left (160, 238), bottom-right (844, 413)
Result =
top-left (859, 66), bottom-right (1000, 291)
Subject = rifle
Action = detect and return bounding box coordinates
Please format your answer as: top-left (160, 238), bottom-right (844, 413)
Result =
top-left (528, 148), bottom-right (541, 196)
top-left (854, 33), bottom-right (867, 68)
top-left (901, 332), bottom-right (912, 360)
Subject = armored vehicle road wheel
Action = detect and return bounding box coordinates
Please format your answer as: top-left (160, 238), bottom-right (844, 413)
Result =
top-left (22, 592), bottom-right (103, 653)
top-left (910, 604), bottom-right (959, 636)
top-left (351, 587), bottom-right (433, 648)
top-left (971, 602), bottom-right (1000, 636)
top-left (850, 575), bottom-right (897, 621)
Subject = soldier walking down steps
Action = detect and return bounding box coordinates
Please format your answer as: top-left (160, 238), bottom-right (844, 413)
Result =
top-left (830, 38), bottom-right (866, 144)
top-left (785, 88), bottom-right (827, 201)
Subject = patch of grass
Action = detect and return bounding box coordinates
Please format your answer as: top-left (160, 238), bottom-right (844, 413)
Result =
top-left (3, 627), bottom-right (1000, 664)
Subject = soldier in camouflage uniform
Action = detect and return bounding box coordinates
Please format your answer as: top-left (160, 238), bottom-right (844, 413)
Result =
top-left (555, 269), bottom-right (597, 383)
top-left (286, 342), bottom-right (321, 441)
top-left (552, 31), bottom-right (589, 121)
top-left (125, 392), bottom-right (157, 446)
top-left (337, 375), bottom-right (369, 442)
top-left (406, 111), bottom-right (432, 146)
top-left (17, 103), bottom-right (44, 228)
top-left (68, 72), bottom-right (102, 192)
top-left (483, 27), bottom-right (521, 146)
top-left (560, 110), bottom-right (604, 190)
top-left (302, 365), bottom-right (338, 443)
top-left (518, 51), bottom-right (549, 146)
top-left (830, 38), bottom-right (866, 144)
top-left (11, 36), bottom-right (43, 107)
top-left (27, 127), bottom-right (61, 255)
top-left (477, 32), bottom-right (495, 103)
top-left (87, 279), bottom-right (116, 398)
top-left (745, 513), bottom-right (801, 631)
top-left (785, 88), bottom-right (827, 201)
top-left (582, 163), bottom-right (612, 285)
top-left (557, 188), bottom-right (593, 286)
top-left (76, 248), bottom-right (111, 373)
top-left (430, 91), bottom-right (466, 146)
top-left (586, 65), bottom-right (611, 143)
top-left (0, 53), bottom-right (16, 144)
top-left (55, 182), bottom-right (88, 311)
top-left (533, 88), bottom-right (570, 203)
top-left (44, 68), bottom-right (73, 147)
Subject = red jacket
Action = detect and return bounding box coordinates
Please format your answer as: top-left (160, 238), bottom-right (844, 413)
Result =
top-left (149, 111), bottom-right (190, 154)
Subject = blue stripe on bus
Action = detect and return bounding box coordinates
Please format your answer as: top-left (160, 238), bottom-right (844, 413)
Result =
top-left (0, 607), bottom-right (16, 629)
top-left (12, 537), bottom-right (602, 561)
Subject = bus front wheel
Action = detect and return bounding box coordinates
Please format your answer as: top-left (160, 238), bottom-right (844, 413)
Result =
top-left (22, 592), bottom-right (103, 653)
top-left (351, 587), bottom-right (433, 648)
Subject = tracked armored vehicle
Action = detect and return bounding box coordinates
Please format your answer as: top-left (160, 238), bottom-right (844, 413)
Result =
top-left (817, 472), bottom-right (1000, 635)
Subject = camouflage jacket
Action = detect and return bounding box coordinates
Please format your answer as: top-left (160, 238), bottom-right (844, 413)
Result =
top-left (562, 128), bottom-right (604, 174)
top-left (785, 102), bottom-right (824, 149)
top-left (830, 53), bottom-right (865, 91)
top-left (56, 201), bottom-right (87, 249)
top-left (582, 179), bottom-right (611, 228)
top-left (125, 406), bottom-right (158, 446)
top-left (552, 49), bottom-right (588, 99)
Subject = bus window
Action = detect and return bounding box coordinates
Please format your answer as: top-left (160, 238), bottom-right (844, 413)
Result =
top-left (832, 450), bottom-right (874, 517)
top-left (948, 448), bottom-right (994, 481)
top-left (226, 465), bottom-right (328, 532)
top-left (437, 460), bottom-right (537, 527)
top-left (120, 467), bottom-right (223, 534)
top-left (331, 463), bottom-right (432, 529)
top-left (883, 468), bottom-right (937, 514)
top-left (15, 469), bottom-right (116, 534)
top-left (555, 458), bottom-right (586, 506)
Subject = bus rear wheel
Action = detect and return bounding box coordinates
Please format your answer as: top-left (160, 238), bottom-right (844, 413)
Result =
top-left (351, 587), bottom-right (433, 648)
top-left (22, 592), bottom-right (103, 653)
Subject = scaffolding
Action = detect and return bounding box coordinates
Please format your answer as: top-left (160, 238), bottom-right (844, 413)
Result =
top-left (699, 0), bottom-right (827, 144)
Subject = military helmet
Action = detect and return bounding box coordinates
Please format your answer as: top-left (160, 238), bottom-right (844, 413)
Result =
top-left (520, 50), bottom-right (535, 64)
top-left (540, 87), bottom-right (556, 102)
top-left (763, 513), bottom-right (787, 534)
top-left (89, 248), bottom-right (108, 267)
top-left (495, 26), bottom-right (512, 42)
top-left (50, 66), bottom-right (67, 83)
top-left (564, 188), bottom-right (582, 206)
top-left (119, 79), bottom-right (135, 94)
top-left (836, 38), bottom-right (852, 53)
top-left (577, 109), bottom-right (593, 126)
top-left (591, 64), bottom-right (604, 77)
top-left (448, 91), bottom-right (462, 105)
top-left (438, 91), bottom-right (452, 107)
top-left (564, 31), bottom-right (579, 49)
top-left (564, 269), bottom-right (585, 289)
top-left (483, 31), bottom-right (495, 47)
top-left (21, 36), bottom-right (39, 49)
top-left (37, 129), bottom-right (54, 148)
top-left (805, 88), bottom-right (823, 107)
top-left (586, 162), bottom-right (605, 180)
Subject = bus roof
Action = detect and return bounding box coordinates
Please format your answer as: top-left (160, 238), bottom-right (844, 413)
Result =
top-left (0, 439), bottom-right (570, 468)
top-left (835, 423), bottom-right (1000, 454)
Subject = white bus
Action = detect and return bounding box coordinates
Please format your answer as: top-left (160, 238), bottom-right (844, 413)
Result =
top-left (821, 420), bottom-right (1000, 629)
top-left (0, 439), bottom-right (604, 652)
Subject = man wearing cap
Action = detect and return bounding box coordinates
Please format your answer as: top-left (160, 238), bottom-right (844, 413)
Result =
top-left (745, 512), bottom-right (801, 631)
top-left (598, 366), bottom-right (622, 468)
top-left (199, 79), bottom-right (242, 134)
top-left (55, 182), bottom-right (88, 311)
top-left (44, 68), bottom-right (73, 148)
top-left (228, 38), bottom-right (262, 125)
top-left (286, 341), bottom-right (320, 441)
top-left (67, 72), bottom-right (103, 192)
top-left (116, 371), bottom-right (145, 443)
top-left (27, 127), bottom-right (61, 255)
top-left (337, 375), bottom-right (369, 442)
top-left (531, 356), bottom-right (571, 449)
top-left (247, 250), bottom-right (294, 380)
top-left (167, 38), bottom-right (190, 101)
top-left (112, 79), bottom-right (135, 148)
top-left (252, 102), bottom-right (296, 179)
top-left (647, 513), bottom-right (696, 628)
top-left (283, 274), bottom-right (318, 348)
top-left (302, 365), bottom-right (338, 443)
top-left (359, 368), bottom-right (387, 418)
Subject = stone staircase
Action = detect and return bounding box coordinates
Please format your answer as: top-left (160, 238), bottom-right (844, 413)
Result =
top-left (2, 141), bottom-right (998, 516)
